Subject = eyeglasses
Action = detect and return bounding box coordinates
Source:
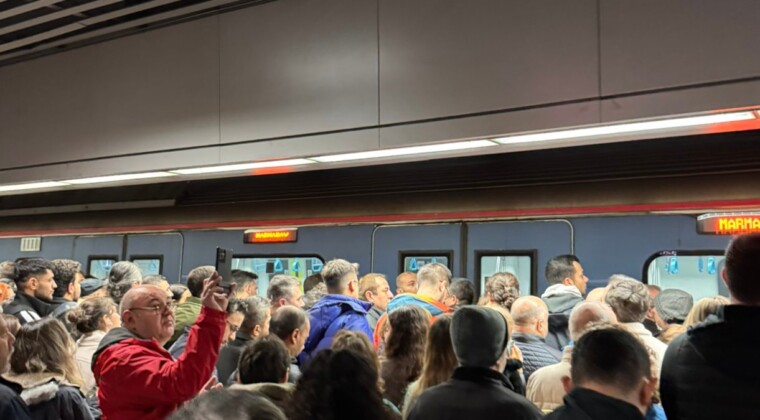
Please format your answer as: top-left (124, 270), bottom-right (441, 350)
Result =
top-left (227, 321), bottom-right (241, 333)
top-left (128, 301), bottom-right (177, 314)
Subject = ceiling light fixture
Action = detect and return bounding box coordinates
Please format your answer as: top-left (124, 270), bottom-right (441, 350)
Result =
top-left (493, 111), bottom-right (757, 145)
top-left (170, 158), bottom-right (315, 175)
top-left (63, 171), bottom-right (177, 185)
top-left (311, 139), bottom-right (497, 163)
top-left (0, 181), bottom-right (70, 192)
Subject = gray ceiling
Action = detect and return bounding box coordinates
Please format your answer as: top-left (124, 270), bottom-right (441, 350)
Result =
top-left (0, 0), bottom-right (272, 67)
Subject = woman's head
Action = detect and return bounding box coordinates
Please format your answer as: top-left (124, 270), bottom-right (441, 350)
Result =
top-left (418, 314), bottom-right (457, 388)
top-left (384, 305), bottom-right (430, 361)
top-left (485, 272), bottom-right (520, 310)
top-left (683, 296), bottom-right (730, 328)
top-left (332, 330), bottom-right (382, 390)
top-left (106, 261), bottom-right (143, 304)
top-left (67, 297), bottom-right (120, 335)
top-left (11, 318), bottom-right (83, 387)
top-left (289, 349), bottom-right (389, 420)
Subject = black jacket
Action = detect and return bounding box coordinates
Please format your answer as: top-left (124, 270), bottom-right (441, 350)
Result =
top-left (543, 294), bottom-right (583, 352)
top-left (406, 366), bottom-right (543, 420)
top-left (10, 376), bottom-right (94, 420)
top-left (3, 293), bottom-right (55, 325)
top-left (0, 377), bottom-right (32, 420)
top-left (217, 331), bottom-right (253, 387)
top-left (513, 332), bottom-right (562, 381)
top-left (545, 388), bottom-right (644, 420)
top-left (661, 305), bottom-right (760, 420)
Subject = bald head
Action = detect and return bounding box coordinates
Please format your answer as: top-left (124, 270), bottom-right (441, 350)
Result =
top-left (585, 287), bottom-right (607, 303)
top-left (510, 296), bottom-right (549, 337)
top-left (120, 285), bottom-right (176, 345)
top-left (569, 301), bottom-right (617, 342)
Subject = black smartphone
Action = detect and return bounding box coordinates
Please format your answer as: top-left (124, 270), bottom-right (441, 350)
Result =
top-left (215, 247), bottom-right (234, 292)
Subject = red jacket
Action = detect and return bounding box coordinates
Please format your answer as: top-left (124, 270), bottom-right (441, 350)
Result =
top-left (93, 306), bottom-right (226, 420)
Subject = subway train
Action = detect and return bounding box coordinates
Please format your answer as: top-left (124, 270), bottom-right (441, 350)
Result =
top-left (1, 130), bottom-right (759, 300)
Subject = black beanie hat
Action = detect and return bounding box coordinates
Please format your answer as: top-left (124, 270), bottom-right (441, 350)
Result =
top-left (451, 306), bottom-right (509, 368)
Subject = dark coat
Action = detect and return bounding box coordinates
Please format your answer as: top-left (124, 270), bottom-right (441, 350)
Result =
top-left (216, 331), bottom-right (253, 387)
top-left (661, 305), bottom-right (760, 420)
top-left (6, 374), bottom-right (93, 420)
top-left (406, 366), bottom-right (543, 420)
top-left (545, 388), bottom-right (644, 420)
top-left (512, 332), bottom-right (562, 381)
top-left (0, 377), bottom-right (32, 420)
top-left (542, 293), bottom-right (583, 352)
top-left (3, 293), bottom-right (55, 325)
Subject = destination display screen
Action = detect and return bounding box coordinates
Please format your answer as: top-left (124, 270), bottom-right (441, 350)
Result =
top-left (697, 213), bottom-right (760, 235)
top-left (244, 228), bottom-right (298, 243)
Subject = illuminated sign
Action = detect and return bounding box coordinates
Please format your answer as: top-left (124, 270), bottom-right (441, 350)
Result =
top-left (244, 228), bottom-right (298, 243)
top-left (697, 213), bottom-right (760, 235)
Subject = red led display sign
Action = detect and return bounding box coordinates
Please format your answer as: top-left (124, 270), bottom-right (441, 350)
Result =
top-left (697, 213), bottom-right (760, 235)
top-left (244, 228), bottom-right (298, 243)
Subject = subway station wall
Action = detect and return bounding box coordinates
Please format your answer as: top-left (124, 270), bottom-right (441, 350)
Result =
top-left (2, 0), bottom-right (760, 182)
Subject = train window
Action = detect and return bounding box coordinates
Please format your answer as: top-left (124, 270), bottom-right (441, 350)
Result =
top-left (130, 256), bottom-right (163, 276)
top-left (398, 251), bottom-right (454, 274)
top-left (643, 251), bottom-right (728, 301)
top-left (232, 255), bottom-right (325, 297)
top-left (475, 250), bottom-right (537, 296)
top-left (87, 256), bottom-right (118, 280)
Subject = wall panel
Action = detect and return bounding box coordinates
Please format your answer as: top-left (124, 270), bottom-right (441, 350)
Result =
top-left (379, 0), bottom-right (599, 124)
top-left (601, 1), bottom-right (760, 95)
top-left (219, 0), bottom-right (379, 144)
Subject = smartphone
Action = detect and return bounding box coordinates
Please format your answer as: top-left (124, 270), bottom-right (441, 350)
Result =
top-left (215, 247), bottom-right (234, 292)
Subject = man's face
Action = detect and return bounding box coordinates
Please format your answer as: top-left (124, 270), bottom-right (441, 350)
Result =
top-left (33, 269), bottom-right (57, 301)
top-left (396, 273), bottom-right (418, 295)
top-left (571, 262), bottom-right (589, 295)
top-left (295, 318), bottom-right (310, 356)
top-left (369, 279), bottom-right (394, 311)
top-left (224, 312), bottom-right (244, 345)
top-left (0, 317), bottom-right (14, 374)
top-left (71, 272), bottom-right (84, 301)
top-left (287, 287), bottom-right (305, 309)
top-left (123, 288), bottom-right (176, 345)
top-left (258, 309), bottom-right (271, 337)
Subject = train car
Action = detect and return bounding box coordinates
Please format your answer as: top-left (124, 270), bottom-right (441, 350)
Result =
top-left (0, 131), bottom-right (757, 301)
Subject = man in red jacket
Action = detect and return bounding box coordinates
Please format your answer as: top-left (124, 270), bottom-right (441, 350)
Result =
top-left (93, 273), bottom-right (232, 420)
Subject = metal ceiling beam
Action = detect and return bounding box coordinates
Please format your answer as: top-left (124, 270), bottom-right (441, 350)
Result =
top-left (0, 0), bottom-right (122, 37)
top-left (0, 0), bottom-right (182, 54)
top-left (0, 0), bottom-right (250, 60)
top-left (0, 0), bottom-right (63, 21)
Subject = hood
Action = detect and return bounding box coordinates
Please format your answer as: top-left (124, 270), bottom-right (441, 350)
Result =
top-left (687, 305), bottom-right (760, 383)
top-left (230, 382), bottom-right (294, 403)
top-left (308, 294), bottom-right (371, 326)
top-left (91, 327), bottom-right (146, 373)
top-left (542, 292), bottom-right (583, 314)
top-left (386, 293), bottom-right (450, 316)
top-left (563, 388), bottom-right (644, 420)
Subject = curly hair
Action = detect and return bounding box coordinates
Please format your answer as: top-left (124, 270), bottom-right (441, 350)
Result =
top-left (485, 272), bottom-right (520, 310)
top-left (381, 305), bottom-right (429, 408)
top-left (51, 259), bottom-right (82, 299)
top-left (288, 349), bottom-right (390, 420)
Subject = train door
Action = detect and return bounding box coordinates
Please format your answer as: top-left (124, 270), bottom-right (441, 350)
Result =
top-left (72, 235), bottom-right (124, 280)
top-left (371, 223), bottom-right (463, 291)
top-left (125, 233), bottom-right (184, 284)
top-left (467, 220), bottom-right (574, 296)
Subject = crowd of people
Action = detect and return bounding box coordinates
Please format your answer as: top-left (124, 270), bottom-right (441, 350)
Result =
top-left (0, 233), bottom-right (759, 419)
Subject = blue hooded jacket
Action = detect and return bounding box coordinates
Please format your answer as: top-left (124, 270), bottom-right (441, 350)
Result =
top-left (299, 294), bottom-right (372, 365)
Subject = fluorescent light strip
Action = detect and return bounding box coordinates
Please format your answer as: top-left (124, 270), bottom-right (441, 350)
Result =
top-left (0, 181), bottom-right (69, 192)
top-left (63, 172), bottom-right (177, 185)
top-left (171, 159), bottom-right (315, 175)
top-left (493, 111), bottom-right (757, 145)
top-left (312, 140), bottom-right (497, 163)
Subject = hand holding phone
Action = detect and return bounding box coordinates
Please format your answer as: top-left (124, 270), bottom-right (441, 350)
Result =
top-left (215, 247), bottom-right (234, 292)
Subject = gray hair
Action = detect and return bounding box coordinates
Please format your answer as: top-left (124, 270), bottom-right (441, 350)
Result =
top-left (607, 274), bottom-right (637, 288)
top-left (321, 259), bottom-right (356, 293)
top-left (417, 263), bottom-right (452, 289)
top-left (303, 282), bottom-right (328, 309)
top-left (267, 275), bottom-right (301, 302)
top-left (510, 296), bottom-right (548, 326)
top-left (107, 261), bottom-right (142, 305)
top-left (239, 295), bottom-right (271, 333)
top-left (604, 279), bottom-right (649, 323)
